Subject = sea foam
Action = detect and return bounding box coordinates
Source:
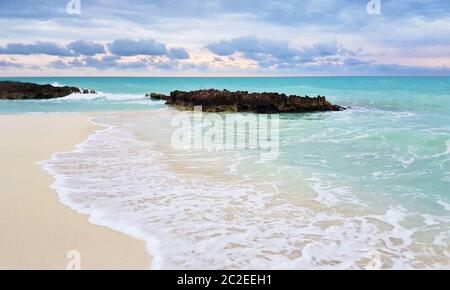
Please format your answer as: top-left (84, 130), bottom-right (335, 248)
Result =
top-left (39, 112), bottom-right (450, 269)
top-left (59, 92), bottom-right (151, 101)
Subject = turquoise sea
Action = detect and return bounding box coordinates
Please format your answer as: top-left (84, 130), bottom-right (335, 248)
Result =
top-left (1, 77), bottom-right (449, 269)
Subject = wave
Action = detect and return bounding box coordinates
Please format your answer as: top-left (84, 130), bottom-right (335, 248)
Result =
top-left (432, 140), bottom-right (450, 158)
top-left (57, 92), bottom-right (153, 101)
top-left (38, 117), bottom-right (165, 268)
top-left (38, 112), bottom-right (450, 269)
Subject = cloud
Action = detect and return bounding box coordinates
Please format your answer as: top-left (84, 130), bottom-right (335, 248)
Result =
top-left (0, 42), bottom-right (74, 56)
top-left (270, 57), bottom-right (450, 76)
top-left (205, 36), bottom-right (450, 75)
top-left (1, 1), bottom-right (449, 22)
top-left (0, 39), bottom-right (188, 60)
top-left (106, 39), bottom-right (190, 60)
top-left (0, 1), bottom-right (449, 75)
top-left (206, 37), bottom-right (300, 60)
top-left (0, 0), bottom-right (64, 19)
top-left (108, 39), bottom-right (167, 56)
top-left (206, 36), bottom-right (345, 68)
top-left (38, 52), bottom-right (450, 75)
top-left (341, 61), bottom-right (450, 76)
top-left (49, 54), bottom-right (205, 72)
top-left (50, 55), bottom-right (154, 71)
top-left (52, 55), bottom-right (125, 70)
top-left (0, 41), bottom-right (105, 56)
top-left (0, 60), bottom-right (23, 68)
top-left (67, 40), bottom-right (106, 56)
top-left (168, 47), bottom-right (190, 60)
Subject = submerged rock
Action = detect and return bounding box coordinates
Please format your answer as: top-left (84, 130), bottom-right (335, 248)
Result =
top-left (148, 89), bottom-right (344, 113)
top-left (0, 81), bottom-right (95, 100)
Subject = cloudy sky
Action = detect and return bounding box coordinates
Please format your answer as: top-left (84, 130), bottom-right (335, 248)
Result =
top-left (0, 0), bottom-right (449, 76)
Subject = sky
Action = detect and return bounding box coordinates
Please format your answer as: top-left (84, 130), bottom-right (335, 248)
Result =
top-left (0, 0), bottom-right (449, 76)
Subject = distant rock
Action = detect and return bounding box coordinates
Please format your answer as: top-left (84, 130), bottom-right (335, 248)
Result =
top-left (148, 89), bottom-right (344, 113)
top-left (146, 92), bottom-right (167, 99)
top-left (0, 81), bottom-right (96, 100)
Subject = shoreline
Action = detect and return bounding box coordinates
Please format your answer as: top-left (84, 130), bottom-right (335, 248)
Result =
top-left (0, 107), bottom-right (448, 269)
top-left (0, 113), bottom-right (151, 269)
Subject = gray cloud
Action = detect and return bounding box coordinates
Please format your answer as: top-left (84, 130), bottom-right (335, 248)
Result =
top-left (49, 54), bottom-right (204, 72)
top-left (0, 42), bottom-right (74, 56)
top-left (0, 39), bottom-right (189, 60)
top-left (267, 57), bottom-right (450, 76)
top-left (0, 1), bottom-right (449, 76)
top-left (0, 41), bottom-right (105, 56)
top-left (108, 39), bottom-right (167, 56)
top-left (50, 55), bottom-right (159, 71)
top-left (106, 39), bottom-right (190, 60)
top-left (206, 36), bottom-right (450, 75)
top-left (341, 60), bottom-right (450, 76)
top-left (206, 36), bottom-right (344, 68)
top-left (2, 1), bottom-right (449, 22)
top-left (50, 55), bottom-right (142, 70)
top-left (67, 40), bottom-right (106, 56)
top-left (0, 0), bottom-right (64, 19)
top-left (0, 60), bottom-right (23, 68)
top-left (167, 47), bottom-right (190, 60)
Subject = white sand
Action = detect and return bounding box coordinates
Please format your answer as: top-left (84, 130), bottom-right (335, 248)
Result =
top-left (0, 113), bottom-right (150, 269)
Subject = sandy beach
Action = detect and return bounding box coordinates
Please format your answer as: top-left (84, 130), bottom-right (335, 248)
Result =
top-left (0, 113), bottom-right (150, 270)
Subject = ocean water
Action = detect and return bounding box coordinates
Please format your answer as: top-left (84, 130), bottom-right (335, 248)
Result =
top-left (1, 77), bottom-right (449, 269)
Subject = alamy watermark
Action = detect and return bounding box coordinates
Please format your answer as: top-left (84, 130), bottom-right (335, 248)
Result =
top-left (67, 0), bottom-right (81, 15)
top-left (66, 250), bottom-right (81, 270)
top-left (171, 106), bottom-right (280, 161)
top-left (367, 0), bottom-right (381, 15)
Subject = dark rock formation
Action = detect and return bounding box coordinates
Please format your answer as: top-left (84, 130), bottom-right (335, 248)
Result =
top-left (146, 92), bottom-right (167, 99)
top-left (148, 89), bottom-right (343, 113)
top-left (81, 89), bottom-right (97, 94)
top-left (0, 81), bottom-right (96, 100)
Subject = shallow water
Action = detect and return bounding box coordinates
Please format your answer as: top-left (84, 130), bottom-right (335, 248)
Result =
top-left (1, 77), bottom-right (448, 268)
top-left (41, 108), bottom-right (449, 269)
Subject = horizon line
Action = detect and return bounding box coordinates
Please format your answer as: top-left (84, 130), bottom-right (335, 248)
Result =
top-left (1, 75), bottom-right (450, 78)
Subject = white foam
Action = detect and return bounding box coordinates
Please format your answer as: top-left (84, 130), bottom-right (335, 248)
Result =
top-left (437, 200), bottom-right (450, 212)
top-left (38, 113), bottom-right (450, 269)
top-left (58, 92), bottom-right (152, 101)
top-left (432, 140), bottom-right (450, 158)
top-left (308, 172), bottom-right (361, 206)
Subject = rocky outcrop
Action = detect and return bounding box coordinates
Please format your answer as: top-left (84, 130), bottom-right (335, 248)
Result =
top-left (147, 89), bottom-right (343, 113)
top-left (82, 89), bottom-right (97, 94)
top-left (0, 81), bottom-right (96, 100)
